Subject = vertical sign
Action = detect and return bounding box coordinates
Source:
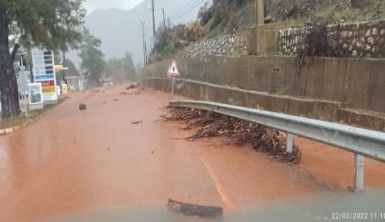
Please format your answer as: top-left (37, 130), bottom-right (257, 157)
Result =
top-left (32, 49), bottom-right (58, 103)
top-left (167, 59), bottom-right (180, 100)
top-left (167, 59), bottom-right (180, 77)
top-left (28, 83), bottom-right (43, 105)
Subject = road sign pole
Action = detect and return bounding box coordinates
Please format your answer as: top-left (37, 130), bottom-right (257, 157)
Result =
top-left (167, 59), bottom-right (180, 101)
top-left (171, 76), bottom-right (175, 101)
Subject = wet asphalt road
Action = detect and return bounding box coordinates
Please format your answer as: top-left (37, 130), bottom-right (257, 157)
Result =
top-left (0, 85), bottom-right (384, 222)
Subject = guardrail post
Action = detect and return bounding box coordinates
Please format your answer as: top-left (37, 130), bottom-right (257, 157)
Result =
top-left (354, 153), bottom-right (365, 192)
top-left (286, 133), bottom-right (293, 153)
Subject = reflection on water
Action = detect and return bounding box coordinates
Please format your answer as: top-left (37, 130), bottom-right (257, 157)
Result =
top-left (0, 131), bottom-right (31, 201)
top-left (0, 141), bottom-right (9, 198)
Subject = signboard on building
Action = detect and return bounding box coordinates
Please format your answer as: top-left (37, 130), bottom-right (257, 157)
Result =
top-left (32, 49), bottom-right (58, 103)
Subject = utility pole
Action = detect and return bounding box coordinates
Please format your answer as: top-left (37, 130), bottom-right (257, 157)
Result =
top-left (256, 0), bottom-right (265, 25)
top-left (151, 0), bottom-right (156, 37)
top-left (140, 21), bottom-right (146, 64)
top-left (144, 41), bottom-right (148, 63)
top-left (162, 8), bottom-right (166, 32)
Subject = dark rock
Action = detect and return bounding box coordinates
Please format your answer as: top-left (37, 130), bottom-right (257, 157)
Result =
top-left (79, 104), bottom-right (87, 111)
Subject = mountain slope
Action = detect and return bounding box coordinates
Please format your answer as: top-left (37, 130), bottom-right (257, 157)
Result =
top-left (84, 0), bottom-right (212, 64)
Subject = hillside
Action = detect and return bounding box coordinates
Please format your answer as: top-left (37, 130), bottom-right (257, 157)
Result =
top-left (84, 0), bottom-right (212, 64)
top-left (266, 0), bottom-right (385, 24)
top-left (150, 0), bottom-right (255, 61)
top-left (149, 0), bottom-right (385, 61)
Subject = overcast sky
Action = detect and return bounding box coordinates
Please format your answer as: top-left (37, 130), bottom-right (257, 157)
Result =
top-left (84, 0), bottom-right (144, 13)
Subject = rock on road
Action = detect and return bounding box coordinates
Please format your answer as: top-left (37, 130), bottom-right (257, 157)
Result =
top-left (0, 85), bottom-right (385, 222)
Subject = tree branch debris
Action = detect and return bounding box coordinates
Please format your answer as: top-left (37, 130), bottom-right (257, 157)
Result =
top-left (162, 107), bottom-right (301, 164)
top-left (166, 199), bottom-right (223, 218)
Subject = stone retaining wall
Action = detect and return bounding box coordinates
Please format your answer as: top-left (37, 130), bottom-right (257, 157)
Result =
top-left (279, 20), bottom-right (385, 58)
top-left (178, 33), bottom-right (249, 58)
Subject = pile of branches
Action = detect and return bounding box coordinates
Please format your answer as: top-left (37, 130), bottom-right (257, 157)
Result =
top-left (162, 107), bottom-right (301, 164)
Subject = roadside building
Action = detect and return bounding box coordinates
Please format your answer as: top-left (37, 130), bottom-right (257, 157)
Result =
top-left (101, 78), bottom-right (114, 87)
top-left (66, 75), bottom-right (88, 91)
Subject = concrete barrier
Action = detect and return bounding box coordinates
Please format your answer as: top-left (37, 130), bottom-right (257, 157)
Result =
top-left (140, 55), bottom-right (385, 131)
top-left (140, 56), bottom-right (385, 114)
top-left (143, 78), bottom-right (341, 121)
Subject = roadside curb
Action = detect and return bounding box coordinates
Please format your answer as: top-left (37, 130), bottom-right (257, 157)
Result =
top-left (0, 99), bottom-right (61, 136)
top-left (0, 119), bottom-right (35, 136)
top-left (0, 125), bottom-right (21, 136)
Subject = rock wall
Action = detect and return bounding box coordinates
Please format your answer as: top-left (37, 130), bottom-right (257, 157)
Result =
top-left (178, 33), bottom-right (249, 58)
top-left (279, 20), bottom-right (385, 58)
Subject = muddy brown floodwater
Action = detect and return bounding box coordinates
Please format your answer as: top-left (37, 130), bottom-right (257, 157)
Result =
top-left (0, 85), bottom-right (385, 222)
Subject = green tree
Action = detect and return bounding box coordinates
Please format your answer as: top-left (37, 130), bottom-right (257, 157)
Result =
top-left (79, 30), bottom-right (106, 86)
top-left (121, 53), bottom-right (136, 80)
top-left (64, 59), bottom-right (79, 76)
top-left (106, 53), bottom-right (137, 81)
top-left (52, 1), bottom-right (85, 76)
top-left (0, 0), bottom-right (85, 118)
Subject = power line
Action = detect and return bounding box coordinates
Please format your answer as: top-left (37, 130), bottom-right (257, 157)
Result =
top-left (177, 0), bottom-right (205, 16)
top-left (171, 0), bottom-right (205, 20)
top-left (168, 0), bottom-right (203, 18)
top-left (168, 0), bottom-right (198, 18)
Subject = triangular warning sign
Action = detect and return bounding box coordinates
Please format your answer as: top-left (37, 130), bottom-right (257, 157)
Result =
top-left (167, 59), bottom-right (180, 77)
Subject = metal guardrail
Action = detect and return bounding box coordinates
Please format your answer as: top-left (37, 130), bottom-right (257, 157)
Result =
top-left (170, 100), bottom-right (385, 192)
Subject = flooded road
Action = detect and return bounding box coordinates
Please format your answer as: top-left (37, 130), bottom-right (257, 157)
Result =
top-left (0, 85), bottom-right (384, 222)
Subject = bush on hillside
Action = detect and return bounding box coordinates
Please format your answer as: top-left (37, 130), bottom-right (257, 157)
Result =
top-left (185, 21), bottom-right (205, 42)
top-left (266, 0), bottom-right (385, 23)
top-left (198, 2), bottom-right (213, 25)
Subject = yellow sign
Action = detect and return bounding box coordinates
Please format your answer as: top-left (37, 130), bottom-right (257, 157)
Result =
top-left (62, 84), bottom-right (68, 95)
top-left (42, 86), bottom-right (56, 93)
top-left (54, 65), bottom-right (69, 72)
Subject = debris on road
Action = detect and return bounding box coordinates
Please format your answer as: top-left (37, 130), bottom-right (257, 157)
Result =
top-left (131, 120), bottom-right (143, 125)
top-left (126, 83), bottom-right (138, 90)
top-left (171, 137), bottom-right (188, 140)
top-left (125, 90), bottom-right (142, 96)
top-left (162, 108), bottom-right (301, 164)
top-left (135, 91), bottom-right (141, 95)
top-left (79, 103), bottom-right (87, 111)
top-left (166, 199), bottom-right (223, 218)
top-left (83, 94), bottom-right (95, 100)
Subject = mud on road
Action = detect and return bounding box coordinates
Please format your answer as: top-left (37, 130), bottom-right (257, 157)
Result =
top-left (0, 85), bottom-right (385, 222)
